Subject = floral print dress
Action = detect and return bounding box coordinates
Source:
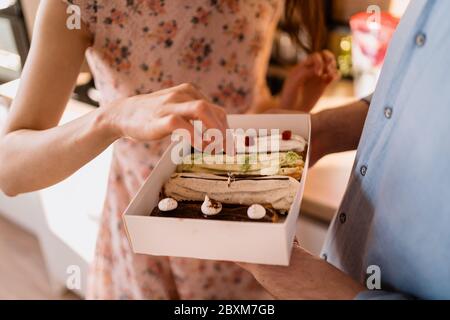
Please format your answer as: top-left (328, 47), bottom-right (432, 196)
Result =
top-left (65, 0), bottom-right (283, 299)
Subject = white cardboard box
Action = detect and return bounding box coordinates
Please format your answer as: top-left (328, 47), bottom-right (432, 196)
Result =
top-left (123, 114), bottom-right (311, 266)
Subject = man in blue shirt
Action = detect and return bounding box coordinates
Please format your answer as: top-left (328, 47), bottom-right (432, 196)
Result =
top-left (241, 0), bottom-right (450, 299)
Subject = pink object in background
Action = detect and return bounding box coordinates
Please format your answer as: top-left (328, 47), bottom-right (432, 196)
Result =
top-left (350, 11), bottom-right (399, 97)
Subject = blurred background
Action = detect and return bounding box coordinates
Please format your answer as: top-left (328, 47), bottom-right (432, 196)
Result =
top-left (0, 0), bottom-right (409, 299)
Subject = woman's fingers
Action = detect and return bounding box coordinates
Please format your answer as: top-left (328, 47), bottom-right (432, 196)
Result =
top-left (194, 101), bottom-right (228, 136)
top-left (168, 83), bottom-right (206, 102)
top-left (158, 101), bottom-right (228, 151)
top-left (145, 83), bottom-right (228, 133)
top-left (168, 100), bottom-right (228, 136)
top-left (178, 100), bottom-right (228, 152)
top-left (151, 114), bottom-right (198, 143)
top-left (115, 83), bottom-right (230, 145)
top-left (138, 83), bottom-right (229, 146)
top-left (288, 52), bottom-right (325, 86)
top-left (142, 83), bottom-right (208, 103)
top-left (321, 50), bottom-right (336, 69)
top-left (285, 61), bottom-right (317, 88)
top-left (326, 68), bottom-right (341, 83)
top-left (308, 52), bottom-right (325, 76)
top-left (321, 50), bottom-right (339, 82)
top-left (179, 82), bottom-right (210, 101)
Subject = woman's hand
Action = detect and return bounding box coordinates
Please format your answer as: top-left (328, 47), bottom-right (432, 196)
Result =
top-left (0, 83), bottom-right (228, 196)
top-left (280, 50), bottom-right (340, 112)
top-left (104, 83), bottom-right (228, 142)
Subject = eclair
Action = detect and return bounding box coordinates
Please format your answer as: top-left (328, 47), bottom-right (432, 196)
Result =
top-left (164, 173), bottom-right (299, 211)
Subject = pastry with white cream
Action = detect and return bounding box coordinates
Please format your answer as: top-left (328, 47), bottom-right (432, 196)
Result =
top-left (164, 173), bottom-right (299, 211)
top-left (150, 131), bottom-right (307, 223)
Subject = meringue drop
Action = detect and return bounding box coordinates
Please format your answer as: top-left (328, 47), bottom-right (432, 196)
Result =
top-left (158, 198), bottom-right (178, 212)
top-left (201, 195), bottom-right (222, 216)
top-left (247, 204), bottom-right (266, 220)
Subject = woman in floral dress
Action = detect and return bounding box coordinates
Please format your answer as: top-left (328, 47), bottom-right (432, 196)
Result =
top-left (0, 0), bottom-right (338, 299)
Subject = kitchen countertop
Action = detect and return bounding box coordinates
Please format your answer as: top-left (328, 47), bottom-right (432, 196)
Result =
top-left (0, 79), bottom-right (357, 224)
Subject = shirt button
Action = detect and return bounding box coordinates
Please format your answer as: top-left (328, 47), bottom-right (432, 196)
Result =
top-left (415, 32), bottom-right (426, 47)
top-left (384, 107), bottom-right (393, 119)
top-left (360, 165), bottom-right (368, 176)
top-left (339, 212), bottom-right (347, 224)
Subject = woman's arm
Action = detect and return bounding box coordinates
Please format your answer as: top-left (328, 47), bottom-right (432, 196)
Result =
top-left (0, 0), bottom-right (93, 195)
top-left (0, 0), bottom-right (227, 196)
top-left (249, 50), bottom-right (339, 114)
top-left (280, 50), bottom-right (340, 112)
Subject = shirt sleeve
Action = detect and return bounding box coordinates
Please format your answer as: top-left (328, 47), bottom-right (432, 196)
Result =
top-left (355, 290), bottom-right (416, 300)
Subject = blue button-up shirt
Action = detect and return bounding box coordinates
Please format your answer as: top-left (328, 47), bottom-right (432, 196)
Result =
top-left (322, 0), bottom-right (450, 300)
